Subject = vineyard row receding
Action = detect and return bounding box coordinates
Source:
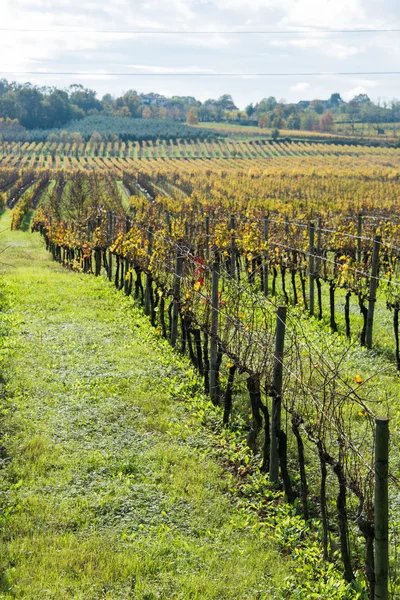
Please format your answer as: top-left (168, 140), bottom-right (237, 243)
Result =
top-left (4, 161), bottom-right (397, 598)
top-left (1, 138), bottom-right (400, 171)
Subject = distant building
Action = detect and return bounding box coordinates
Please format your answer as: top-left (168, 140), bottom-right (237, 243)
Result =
top-left (141, 93), bottom-right (167, 107)
top-left (297, 101), bottom-right (311, 109)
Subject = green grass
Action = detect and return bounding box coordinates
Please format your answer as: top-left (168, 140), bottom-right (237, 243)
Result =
top-left (0, 211), bottom-right (292, 599)
top-left (116, 181), bottom-right (131, 211)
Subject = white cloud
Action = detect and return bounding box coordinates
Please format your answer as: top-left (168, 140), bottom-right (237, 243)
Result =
top-left (270, 37), bottom-right (364, 59)
top-left (270, 38), bottom-right (321, 49)
top-left (212, 0), bottom-right (370, 28)
top-left (354, 79), bottom-right (379, 88)
top-left (279, 0), bottom-right (367, 28)
top-left (324, 43), bottom-right (364, 59)
top-left (290, 82), bottom-right (310, 92)
top-left (127, 64), bottom-right (217, 74)
top-left (187, 34), bottom-right (232, 49)
top-left (342, 86), bottom-right (370, 100)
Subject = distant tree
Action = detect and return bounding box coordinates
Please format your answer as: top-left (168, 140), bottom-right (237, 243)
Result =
top-left (256, 97), bottom-right (277, 113)
top-left (215, 107), bottom-right (224, 121)
top-left (116, 106), bottom-right (130, 118)
top-left (269, 114), bottom-right (285, 129)
top-left (142, 106), bottom-right (152, 119)
top-left (169, 106), bottom-right (182, 121)
top-left (48, 89), bottom-right (83, 127)
top-left (186, 108), bottom-right (199, 125)
top-left (310, 100), bottom-right (324, 115)
top-left (150, 105), bottom-right (160, 119)
top-left (0, 117), bottom-right (25, 136)
top-left (352, 93), bottom-right (371, 105)
top-left (329, 93), bottom-right (343, 108)
top-left (258, 116), bottom-right (268, 128)
top-left (89, 131), bottom-right (102, 145)
top-left (245, 103), bottom-right (255, 117)
top-left (0, 92), bottom-right (25, 122)
top-left (70, 132), bottom-right (84, 144)
top-left (69, 84), bottom-right (102, 113)
top-left (320, 111), bottom-right (334, 132)
top-left (59, 130), bottom-right (70, 142)
top-left (101, 94), bottom-right (114, 115)
top-left (0, 79), bottom-right (8, 96)
top-left (195, 105), bottom-right (210, 122)
top-left (235, 110), bottom-right (248, 122)
top-left (159, 106), bottom-right (168, 120)
top-left (301, 110), bottom-right (319, 131)
top-left (271, 128), bottom-right (280, 141)
top-left (217, 94), bottom-right (237, 110)
top-left (287, 113), bottom-right (301, 130)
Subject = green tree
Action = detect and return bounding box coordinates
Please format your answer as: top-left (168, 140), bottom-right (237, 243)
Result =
top-left (287, 114), bottom-right (301, 130)
top-left (301, 110), bottom-right (319, 131)
top-left (310, 100), bottom-right (324, 115)
top-left (271, 128), bottom-right (280, 141)
top-left (245, 103), bottom-right (255, 117)
top-left (122, 91), bottom-right (142, 117)
top-left (329, 93), bottom-right (343, 108)
top-left (69, 84), bottom-right (102, 113)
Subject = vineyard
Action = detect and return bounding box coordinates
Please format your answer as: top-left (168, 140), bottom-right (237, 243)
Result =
top-left (2, 149), bottom-right (400, 598)
top-left (194, 121), bottom-right (400, 143)
top-left (1, 138), bottom-right (400, 170)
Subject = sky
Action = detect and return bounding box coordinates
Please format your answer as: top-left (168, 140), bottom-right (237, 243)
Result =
top-left (0, 0), bottom-right (399, 108)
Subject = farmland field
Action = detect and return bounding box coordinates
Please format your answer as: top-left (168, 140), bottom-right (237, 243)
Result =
top-left (1, 137), bottom-right (400, 599)
top-left (1, 138), bottom-right (400, 170)
top-left (194, 120), bottom-right (400, 142)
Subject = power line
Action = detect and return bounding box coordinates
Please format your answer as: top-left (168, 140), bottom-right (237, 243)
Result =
top-left (1, 70), bottom-right (400, 77)
top-left (0, 27), bottom-right (400, 34)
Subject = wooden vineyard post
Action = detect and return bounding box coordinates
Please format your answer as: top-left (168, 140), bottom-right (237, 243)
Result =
top-left (270, 305), bottom-right (287, 484)
top-left (210, 259), bottom-right (220, 404)
top-left (357, 213), bottom-right (363, 263)
top-left (144, 227), bottom-right (153, 316)
top-left (95, 215), bottom-right (101, 276)
top-left (124, 217), bottom-right (131, 295)
top-left (263, 215), bottom-right (269, 297)
top-left (316, 218), bottom-right (323, 319)
top-left (170, 248), bottom-right (183, 348)
top-left (309, 222), bottom-right (315, 316)
top-left (205, 216), bottom-right (210, 261)
top-left (107, 211), bottom-right (113, 281)
top-left (316, 218), bottom-right (322, 273)
top-left (366, 235), bottom-right (381, 349)
top-left (166, 211), bottom-right (172, 235)
top-left (375, 417), bottom-right (389, 600)
top-left (230, 215), bottom-right (236, 279)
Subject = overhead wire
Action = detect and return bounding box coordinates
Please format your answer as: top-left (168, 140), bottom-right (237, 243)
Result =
top-left (1, 27), bottom-right (400, 34)
top-left (1, 70), bottom-right (400, 77)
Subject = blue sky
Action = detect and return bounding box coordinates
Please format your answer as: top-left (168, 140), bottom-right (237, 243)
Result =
top-left (1, 0), bottom-right (399, 108)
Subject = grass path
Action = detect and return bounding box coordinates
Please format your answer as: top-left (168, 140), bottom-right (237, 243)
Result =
top-left (0, 212), bottom-right (289, 599)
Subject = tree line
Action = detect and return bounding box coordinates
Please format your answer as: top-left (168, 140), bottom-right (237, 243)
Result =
top-left (0, 78), bottom-right (399, 135)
